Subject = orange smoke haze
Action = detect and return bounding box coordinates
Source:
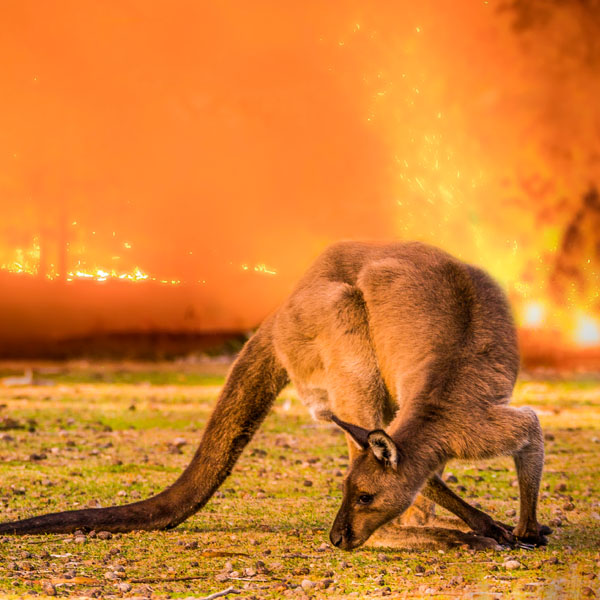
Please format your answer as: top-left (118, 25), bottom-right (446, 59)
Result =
top-left (0, 1), bottom-right (599, 350)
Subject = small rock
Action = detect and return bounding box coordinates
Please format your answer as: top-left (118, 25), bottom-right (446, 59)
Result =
top-left (215, 573), bottom-right (229, 582)
top-left (414, 564), bottom-right (425, 574)
top-left (104, 571), bottom-right (119, 581)
top-left (445, 473), bottom-right (458, 483)
top-left (97, 531), bottom-right (113, 540)
top-left (303, 480), bottom-right (313, 487)
top-left (555, 482), bottom-right (568, 493)
top-left (255, 560), bottom-right (269, 574)
top-left (41, 582), bottom-right (56, 596)
top-left (117, 582), bottom-right (132, 592)
top-left (184, 541), bottom-right (198, 550)
top-left (301, 579), bottom-right (315, 590)
top-left (321, 578), bottom-right (334, 589)
top-left (172, 437), bottom-right (188, 448)
top-left (74, 535), bottom-right (86, 543)
top-left (377, 553), bottom-right (391, 562)
top-left (563, 502), bottom-right (575, 511)
top-left (506, 508), bottom-right (517, 517)
top-left (549, 517), bottom-right (563, 527)
top-left (503, 560), bottom-right (522, 570)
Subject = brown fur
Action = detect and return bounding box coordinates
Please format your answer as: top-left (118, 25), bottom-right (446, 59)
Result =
top-left (0, 242), bottom-right (550, 551)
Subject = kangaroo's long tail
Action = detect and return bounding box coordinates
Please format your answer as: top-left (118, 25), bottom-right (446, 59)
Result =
top-left (0, 318), bottom-right (288, 534)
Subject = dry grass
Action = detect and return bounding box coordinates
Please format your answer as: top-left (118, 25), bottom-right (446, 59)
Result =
top-left (0, 363), bottom-right (598, 599)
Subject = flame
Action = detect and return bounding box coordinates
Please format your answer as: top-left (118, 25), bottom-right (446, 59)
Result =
top-left (523, 301), bottom-right (545, 329)
top-left (1, 240), bottom-right (276, 285)
top-left (575, 313), bottom-right (600, 347)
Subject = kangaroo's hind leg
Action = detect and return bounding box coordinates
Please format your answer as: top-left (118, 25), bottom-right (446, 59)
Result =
top-left (455, 404), bottom-right (551, 547)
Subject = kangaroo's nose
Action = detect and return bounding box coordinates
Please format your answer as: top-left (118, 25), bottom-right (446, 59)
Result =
top-left (329, 530), bottom-right (343, 547)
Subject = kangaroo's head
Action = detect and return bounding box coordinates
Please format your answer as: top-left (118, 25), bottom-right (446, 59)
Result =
top-left (329, 416), bottom-right (417, 550)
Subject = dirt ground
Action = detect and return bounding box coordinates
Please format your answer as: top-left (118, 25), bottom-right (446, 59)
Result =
top-left (0, 362), bottom-right (598, 599)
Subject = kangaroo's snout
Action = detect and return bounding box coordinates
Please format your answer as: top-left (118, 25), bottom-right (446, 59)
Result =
top-left (329, 529), bottom-right (343, 547)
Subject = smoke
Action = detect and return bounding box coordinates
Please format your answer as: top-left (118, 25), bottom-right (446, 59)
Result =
top-left (0, 1), bottom-right (599, 339)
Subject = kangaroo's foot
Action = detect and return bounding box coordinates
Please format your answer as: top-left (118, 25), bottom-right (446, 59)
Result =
top-left (512, 522), bottom-right (552, 547)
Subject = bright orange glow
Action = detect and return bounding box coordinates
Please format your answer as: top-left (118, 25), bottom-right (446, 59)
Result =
top-left (0, 2), bottom-right (598, 351)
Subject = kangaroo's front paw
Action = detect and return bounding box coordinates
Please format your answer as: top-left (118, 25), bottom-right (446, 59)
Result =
top-left (473, 519), bottom-right (515, 548)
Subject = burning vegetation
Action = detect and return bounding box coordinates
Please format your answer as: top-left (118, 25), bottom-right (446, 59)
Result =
top-left (0, 1), bottom-right (599, 364)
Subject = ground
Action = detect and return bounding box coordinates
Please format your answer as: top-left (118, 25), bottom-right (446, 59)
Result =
top-left (0, 362), bottom-right (599, 600)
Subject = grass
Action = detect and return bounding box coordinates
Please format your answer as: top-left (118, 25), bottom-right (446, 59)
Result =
top-left (0, 363), bottom-right (599, 599)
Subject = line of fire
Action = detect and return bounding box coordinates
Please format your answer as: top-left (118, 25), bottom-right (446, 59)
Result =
top-left (0, 1), bottom-right (599, 370)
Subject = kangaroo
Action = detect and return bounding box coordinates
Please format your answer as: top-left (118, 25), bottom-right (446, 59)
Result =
top-left (0, 241), bottom-right (550, 551)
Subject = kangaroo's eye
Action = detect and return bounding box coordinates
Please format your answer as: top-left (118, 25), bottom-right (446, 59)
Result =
top-left (357, 494), bottom-right (374, 506)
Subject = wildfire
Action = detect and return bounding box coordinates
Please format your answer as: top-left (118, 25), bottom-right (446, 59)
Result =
top-left (1, 241), bottom-right (277, 285)
top-left (520, 301), bottom-right (600, 348)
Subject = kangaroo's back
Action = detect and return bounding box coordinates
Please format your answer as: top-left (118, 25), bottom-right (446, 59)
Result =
top-left (284, 241), bottom-right (519, 407)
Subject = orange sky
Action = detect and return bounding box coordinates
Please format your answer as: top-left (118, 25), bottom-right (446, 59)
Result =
top-left (0, 1), bottom-right (598, 340)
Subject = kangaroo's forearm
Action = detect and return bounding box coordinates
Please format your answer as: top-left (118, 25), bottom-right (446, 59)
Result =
top-left (422, 475), bottom-right (492, 531)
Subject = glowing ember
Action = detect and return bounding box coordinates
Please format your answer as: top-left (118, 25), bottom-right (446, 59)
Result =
top-left (575, 314), bottom-right (600, 347)
top-left (523, 301), bottom-right (545, 328)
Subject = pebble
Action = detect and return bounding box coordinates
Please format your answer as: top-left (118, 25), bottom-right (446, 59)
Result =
top-left (503, 559), bottom-right (522, 570)
top-left (377, 553), bottom-right (391, 562)
top-left (172, 437), bottom-right (188, 448)
top-left (104, 571), bottom-right (120, 581)
top-left (301, 579), bottom-right (315, 590)
top-left (303, 480), bottom-right (313, 487)
top-left (117, 582), bottom-right (132, 593)
top-left (563, 502), bottom-right (575, 511)
top-left (97, 531), bottom-right (113, 540)
top-left (74, 535), bottom-right (86, 543)
top-left (321, 578), bottom-right (334, 589)
top-left (555, 482), bottom-right (568, 493)
top-left (445, 473), bottom-right (458, 483)
top-left (506, 508), bottom-right (517, 517)
top-left (255, 560), bottom-right (269, 574)
top-left (41, 582), bottom-right (56, 596)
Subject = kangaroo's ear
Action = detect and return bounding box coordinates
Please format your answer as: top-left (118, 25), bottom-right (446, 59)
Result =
top-left (329, 413), bottom-right (369, 450)
top-left (367, 430), bottom-right (399, 468)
